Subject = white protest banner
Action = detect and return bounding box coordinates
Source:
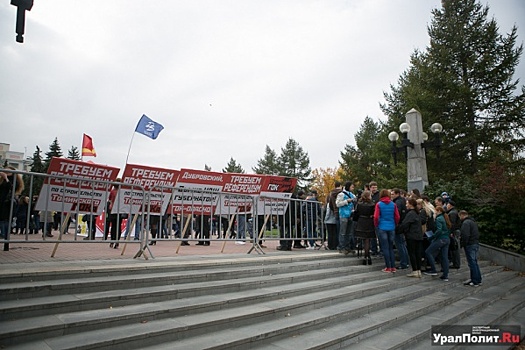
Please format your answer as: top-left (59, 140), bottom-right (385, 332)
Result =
top-left (170, 168), bottom-right (224, 216)
top-left (256, 175), bottom-right (297, 215)
top-left (35, 157), bottom-right (120, 215)
top-left (215, 173), bottom-right (264, 215)
top-left (116, 164), bottom-right (180, 215)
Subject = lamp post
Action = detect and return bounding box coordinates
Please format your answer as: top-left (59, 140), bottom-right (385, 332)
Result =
top-left (10, 0), bottom-right (33, 43)
top-left (388, 108), bottom-right (442, 193)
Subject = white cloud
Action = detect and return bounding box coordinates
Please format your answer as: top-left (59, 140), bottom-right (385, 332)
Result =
top-left (1, 0), bottom-right (524, 174)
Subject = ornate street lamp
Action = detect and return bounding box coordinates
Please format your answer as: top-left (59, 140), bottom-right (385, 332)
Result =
top-left (388, 123), bottom-right (415, 166)
top-left (389, 121), bottom-right (442, 165)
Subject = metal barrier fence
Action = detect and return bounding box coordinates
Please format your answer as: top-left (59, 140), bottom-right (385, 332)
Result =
top-left (0, 169), bottom-right (325, 259)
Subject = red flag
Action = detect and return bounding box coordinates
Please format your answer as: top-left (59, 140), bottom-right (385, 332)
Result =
top-left (82, 134), bottom-right (97, 157)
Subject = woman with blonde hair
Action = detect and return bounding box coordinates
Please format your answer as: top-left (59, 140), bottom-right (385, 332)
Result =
top-left (0, 167), bottom-right (24, 238)
top-left (417, 198), bottom-right (435, 269)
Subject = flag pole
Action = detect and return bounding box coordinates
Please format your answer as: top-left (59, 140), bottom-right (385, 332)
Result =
top-left (81, 133), bottom-right (84, 162)
top-left (125, 131), bottom-right (136, 165)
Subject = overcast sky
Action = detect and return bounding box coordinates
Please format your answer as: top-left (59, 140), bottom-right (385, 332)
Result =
top-left (1, 0), bottom-right (524, 174)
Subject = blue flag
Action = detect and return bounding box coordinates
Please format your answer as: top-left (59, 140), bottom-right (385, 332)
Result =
top-left (135, 114), bottom-right (164, 140)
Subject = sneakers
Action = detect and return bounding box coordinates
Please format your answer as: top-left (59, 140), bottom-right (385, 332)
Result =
top-left (464, 281), bottom-right (481, 287)
top-left (406, 271), bottom-right (419, 278)
top-left (235, 241), bottom-right (246, 245)
top-left (382, 267), bottom-right (392, 273)
top-left (463, 279), bottom-right (483, 286)
top-left (306, 246), bottom-right (315, 250)
top-left (440, 276), bottom-right (449, 282)
top-left (423, 271), bottom-right (438, 276)
top-left (391, 268), bottom-right (397, 273)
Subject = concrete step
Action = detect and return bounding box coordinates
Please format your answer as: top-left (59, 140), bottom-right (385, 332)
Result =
top-left (0, 268), bottom-right (399, 345)
top-left (339, 272), bottom-right (525, 350)
top-left (0, 254), bottom-right (355, 301)
top-left (0, 258), bottom-right (375, 321)
top-left (1, 253), bottom-right (521, 350)
top-left (9, 265), bottom-right (502, 349)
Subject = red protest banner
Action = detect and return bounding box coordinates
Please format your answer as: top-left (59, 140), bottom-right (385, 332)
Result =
top-left (116, 164), bottom-right (180, 215)
top-left (35, 157), bottom-right (119, 215)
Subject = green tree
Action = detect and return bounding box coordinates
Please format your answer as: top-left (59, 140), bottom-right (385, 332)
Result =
top-left (382, 0), bottom-right (525, 180)
top-left (44, 138), bottom-right (63, 171)
top-left (277, 138), bottom-right (312, 190)
top-left (380, 0), bottom-right (525, 253)
top-left (222, 157), bottom-right (245, 174)
top-left (252, 145), bottom-right (280, 175)
top-left (67, 146), bottom-right (81, 161)
top-left (340, 117), bottom-right (395, 189)
top-left (24, 146), bottom-right (45, 197)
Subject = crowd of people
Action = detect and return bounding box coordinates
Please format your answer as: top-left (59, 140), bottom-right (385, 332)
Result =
top-left (276, 181), bottom-right (483, 287)
top-left (0, 167), bottom-right (482, 286)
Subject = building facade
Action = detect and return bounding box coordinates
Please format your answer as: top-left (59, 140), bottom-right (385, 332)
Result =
top-left (0, 143), bottom-right (31, 171)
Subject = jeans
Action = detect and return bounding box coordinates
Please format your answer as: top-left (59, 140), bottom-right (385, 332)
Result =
top-left (31, 215), bottom-right (41, 234)
top-left (0, 221), bottom-right (8, 238)
top-left (377, 229), bottom-right (395, 268)
top-left (425, 237), bottom-right (450, 278)
top-left (124, 215), bottom-right (141, 240)
top-left (338, 217), bottom-right (355, 251)
top-left (394, 233), bottom-right (409, 268)
top-left (305, 219), bottom-right (317, 247)
top-left (464, 244), bottom-right (482, 284)
top-left (236, 215), bottom-right (246, 240)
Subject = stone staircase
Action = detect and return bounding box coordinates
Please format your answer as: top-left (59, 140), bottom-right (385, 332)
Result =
top-left (0, 252), bottom-right (523, 349)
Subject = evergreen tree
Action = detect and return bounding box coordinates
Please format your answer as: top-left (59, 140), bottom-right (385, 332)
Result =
top-left (67, 146), bottom-right (81, 161)
top-left (252, 145), bottom-right (280, 175)
top-left (24, 146), bottom-right (45, 196)
top-left (380, 0), bottom-right (525, 253)
top-left (277, 138), bottom-right (312, 190)
top-left (44, 138), bottom-right (63, 171)
top-left (382, 0), bottom-right (525, 179)
top-left (222, 157), bottom-right (245, 174)
top-left (339, 117), bottom-right (394, 188)
top-left (29, 146), bottom-right (45, 173)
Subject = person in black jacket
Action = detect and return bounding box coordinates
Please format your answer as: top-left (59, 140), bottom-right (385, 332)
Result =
top-left (277, 193), bottom-right (299, 251)
top-left (0, 167), bottom-right (24, 239)
top-left (399, 198), bottom-right (422, 278)
top-left (354, 191), bottom-right (376, 265)
top-left (459, 210), bottom-right (482, 286)
top-left (447, 200), bottom-right (461, 269)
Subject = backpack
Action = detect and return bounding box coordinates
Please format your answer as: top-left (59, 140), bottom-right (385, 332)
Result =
top-left (426, 212), bottom-right (437, 233)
